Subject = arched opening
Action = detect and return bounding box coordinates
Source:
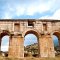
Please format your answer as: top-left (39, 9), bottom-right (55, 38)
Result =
top-left (1, 35), bottom-right (9, 57)
top-left (0, 31), bottom-right (10, 57)
top-left (52, 32), bottom-right (60, 56)
top-left (24, 30), bottom-right (40, 57)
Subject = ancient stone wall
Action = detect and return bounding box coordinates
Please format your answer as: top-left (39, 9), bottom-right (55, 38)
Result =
top-left (0, 19), bottom-right (60, 58)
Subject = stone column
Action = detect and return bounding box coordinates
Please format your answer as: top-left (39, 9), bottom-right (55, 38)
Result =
top-left (0, 36), bottom-right (1, 52)
top-left (58, 37), bottom-right (60, 46)
top-left (0, 39), bottom-right (1, 52)
top-left (39, 35), bottom-right (48, 57)
top-left (38, 37), bottom-right (40, 57)
top-left (8, 36), bottom-right (12, 57)
top-left (8, 35), bottom-right (24, 58)
top-left (39, 34), bottom-right (55, 57)
top-left (47, 35), bottom-right (55, 57)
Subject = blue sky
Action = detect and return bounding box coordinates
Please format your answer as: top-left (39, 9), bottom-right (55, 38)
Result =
top-left (1, 35), bottom-right (9, 52)
top-left (0, 0), bottom-right (60, 19)
top-left (0, 0), bottom-right (60, 51)
top-left (52, 35), bottom-right (59, 47)
top-left (1, 34), bottom-right (59, 52)
top-left (24, 34), bottom-right (37, 46)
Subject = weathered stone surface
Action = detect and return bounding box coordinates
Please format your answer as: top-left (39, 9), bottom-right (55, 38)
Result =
top-left (0, 19), bottom-right (60, 58)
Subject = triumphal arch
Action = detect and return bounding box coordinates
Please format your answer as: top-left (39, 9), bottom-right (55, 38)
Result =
top-left (0, 19), bottom-right (60, 58)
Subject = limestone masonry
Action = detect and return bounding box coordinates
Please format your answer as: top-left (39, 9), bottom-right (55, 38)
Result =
top-left (0, 19), bottom-right (60, 58)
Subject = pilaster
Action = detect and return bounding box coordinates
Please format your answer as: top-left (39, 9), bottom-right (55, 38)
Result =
top-left (39, 34), bottom-right (55, 57)
top-left (9, 35), bottom-right (24, 58)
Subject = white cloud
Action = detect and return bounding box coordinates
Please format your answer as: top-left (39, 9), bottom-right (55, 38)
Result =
top-left (1, 0), bottom-right (57, 18)
top-left (25, 0), bottom-right (55, 15)
top-left (52, 9), bottom-right (60, 19)
top-left (2, 13), bottom-right (12, 19)
top-left (1, 46), bottom-right (9, 52)
top-left (1, 42), bottom-right (9, 52)
top-left (39, 9), bottom-right (60, 20)
top-left (15, 5), bottom-right (25, 16)
top-left (26, 5), bottom-right (37, 15)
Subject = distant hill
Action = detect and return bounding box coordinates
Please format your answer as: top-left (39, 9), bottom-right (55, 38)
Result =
top-left (24, 43), bottom-right (39, 55)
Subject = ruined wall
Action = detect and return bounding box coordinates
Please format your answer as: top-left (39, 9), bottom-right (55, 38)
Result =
top-left (0, 19), bottom-right (60, 58)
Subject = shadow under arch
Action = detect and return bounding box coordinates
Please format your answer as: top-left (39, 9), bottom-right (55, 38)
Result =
top-left (24, 30), bottom-right (40, 38)
top-left (53, 32), bottom-right (60, 37)
top-left (24, 30), bottom-right (40, 57)
top-left (0, 30), bottom-right (10, 38)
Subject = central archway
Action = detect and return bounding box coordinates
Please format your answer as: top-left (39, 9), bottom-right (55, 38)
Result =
top-left (24, 30), bottom-right (40, 57)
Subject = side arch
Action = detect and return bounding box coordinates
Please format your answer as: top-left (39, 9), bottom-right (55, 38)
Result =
top-left (50, 31), bottom-right (60, 56)
top-left (0, 30), bottom-right (10, 55)
top-left (0, 30), bottom-right (10, 39)
top-left (51, 31), bottom-right (60, 36)
top-left (52, 31), bottom-right (60, 46)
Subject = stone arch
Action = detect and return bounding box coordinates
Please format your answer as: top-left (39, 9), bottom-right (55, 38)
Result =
top-left (51, 31), bottom-right (60, 56)
top-left (23, 29), bottom-right (40, 37)
top-left (52, 31), bottom-right (60, 46)
top-left (53, 32), bottom-right (60, 37)
top-left (24, 30), bottom-right (40, 57)
top-left (0, 30), bottom-right (10, 56)
top-left (0, 30), bottom-right (10, 38)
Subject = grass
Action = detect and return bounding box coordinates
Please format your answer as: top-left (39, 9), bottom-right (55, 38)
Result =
top-left (0, 56), bottom-right (60, 60)
top-left (25, 57), bottom-right (60, 60)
